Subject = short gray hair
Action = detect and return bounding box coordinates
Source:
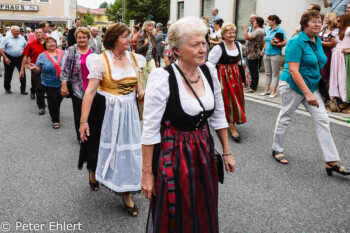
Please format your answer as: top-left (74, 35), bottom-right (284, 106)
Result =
top-left (90, 27), bottom-right (98, 32)
top-left (156, 23), bottom-right (163, 30)
top-left (167, 17), bottom-right (207, 58)
top-left (11, 25), bottom-right (19, 31)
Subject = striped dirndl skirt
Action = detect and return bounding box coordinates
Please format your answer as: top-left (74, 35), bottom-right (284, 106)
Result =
top-left (146, 121), bottom-right (219, 233)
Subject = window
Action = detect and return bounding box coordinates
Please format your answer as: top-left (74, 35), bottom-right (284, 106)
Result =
top-left (235, 0), bottom-right (257, 41)
top-left (19, 0), bottom-right (33, 3)
top-left (38, 0), bottom-right (51, 4)
top-left (177, 1), bottom-right (184, 19)
top-left (201, 0), bottom-right (214, 21)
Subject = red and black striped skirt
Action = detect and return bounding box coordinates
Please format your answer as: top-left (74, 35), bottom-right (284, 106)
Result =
top-left (146, 121), bottom-right (219, 233)
top-left (218, 63), bottom-right (246, 124)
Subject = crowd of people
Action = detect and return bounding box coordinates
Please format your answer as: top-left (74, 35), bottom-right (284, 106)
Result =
top-left (0, 1), bottom-right (349, 232)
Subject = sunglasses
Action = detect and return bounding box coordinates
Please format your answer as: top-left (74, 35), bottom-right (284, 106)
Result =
top-left (338, 20), bottom-right (341, 22)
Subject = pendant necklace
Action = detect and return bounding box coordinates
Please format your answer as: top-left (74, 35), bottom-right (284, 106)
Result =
top-left (114, 52), bottom-right (123, 60)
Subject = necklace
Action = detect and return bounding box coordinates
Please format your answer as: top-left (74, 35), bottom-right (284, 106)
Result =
top-left (185, 70), bottom-right (201, 84)
top-left (114, 52), bottom-right (124, 60)
top-left (226, 42), bottom-right (236, 50)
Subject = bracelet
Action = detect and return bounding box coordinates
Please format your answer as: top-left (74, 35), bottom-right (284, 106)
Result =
top-left (80, 121), bottom-right (88, 124)
top-left (222, 152), bottom-right (232, 156)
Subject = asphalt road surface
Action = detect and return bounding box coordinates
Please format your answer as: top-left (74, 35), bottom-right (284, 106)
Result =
top-left (1, 70), bottom-right (349, 233)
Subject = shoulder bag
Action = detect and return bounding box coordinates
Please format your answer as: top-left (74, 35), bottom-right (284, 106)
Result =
top-left (174, 63), bottom-right (224, 184)
top-left (129, 52), bottom-right (144, 120)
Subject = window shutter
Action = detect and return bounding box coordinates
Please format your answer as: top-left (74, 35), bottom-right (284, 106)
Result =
top-left (235, 0), bottom-right (257, 41)
top-left (202, 0), bottom-right (215, 21)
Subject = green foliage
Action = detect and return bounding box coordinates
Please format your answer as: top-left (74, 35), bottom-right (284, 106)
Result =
top-left (105, 0), bottom-right (169, 25)
top-left (82, 10), bottom-right (95, 27)
top-left (126, 0), bottom-right (169, 25)
top-left (99, 2), bottom-right (109, 8)
top-left (105, 0), bottom-right (123, 23)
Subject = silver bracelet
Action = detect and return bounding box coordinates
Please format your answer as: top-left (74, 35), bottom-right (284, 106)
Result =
top-left (80, 121), bottom-right (88, 124)
top-left (222, 152), bottom-right (232, 157)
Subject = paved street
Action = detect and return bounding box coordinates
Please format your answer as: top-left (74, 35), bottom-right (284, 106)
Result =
top-left (1, 69), bottom-right (350, 233)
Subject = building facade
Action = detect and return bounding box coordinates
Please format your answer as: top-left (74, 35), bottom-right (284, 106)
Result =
top-left (0, 0), bottom-right (77, 28)
top-left (169, 0), bottom-right (330, 41)
top-left (77, 5), bottom-right (112, 31)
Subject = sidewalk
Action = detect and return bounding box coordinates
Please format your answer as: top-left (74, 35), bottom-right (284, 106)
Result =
top-left (245, 72), bottom-right (350, 125)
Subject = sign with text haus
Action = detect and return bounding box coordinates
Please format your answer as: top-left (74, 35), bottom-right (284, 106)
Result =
top-left (0, 4), bottom-right (38, 12)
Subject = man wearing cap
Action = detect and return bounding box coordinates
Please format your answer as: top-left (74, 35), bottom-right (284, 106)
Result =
top-left (0, 26), bottom-right (27, 94)
top-left (20, 28), bottom-right (27, 41)
top-left (20, 27), bottom-right (46, 114)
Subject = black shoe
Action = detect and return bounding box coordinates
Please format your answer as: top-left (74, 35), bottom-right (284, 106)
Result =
top-left (39, 108), bottom-right (45, 115)
top-left (30, 93), bottom-right (35, 99)
top-left (272, 150), bottom-right (288, 164)
top-left (21, 91), bottom-right (28, 95)
top-left (231, 134), bottom-right (241, 143)
top-left (325, 163), bottom-right (350, 176)
top-left (5, 90), bottom-right (12, 94)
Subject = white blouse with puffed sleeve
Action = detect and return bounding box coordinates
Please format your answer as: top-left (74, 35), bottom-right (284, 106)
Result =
top-left (208, 41), bottom-right (244, 66)
top-left (86, 50), bottom-right (146, 80)
top-left (142, 61), bottom-right (228, 145)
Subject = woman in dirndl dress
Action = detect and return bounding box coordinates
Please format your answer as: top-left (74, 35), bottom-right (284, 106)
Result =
top-left (141, 17), bottom-right (236, 233)
top-left (209, 23), bottom-right (249, 143)
top-left (79, 23), bottom-right (145, 217)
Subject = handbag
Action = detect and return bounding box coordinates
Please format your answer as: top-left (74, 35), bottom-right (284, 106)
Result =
top-left (308, 43), bottom-right (330, 100)
top-left (273, 32), bottom-right (284, 43)
top-left (62, 46), bottom-right (76, 98)
top-left (129, 52), bottom-right (144, 120)
top-left (174, 64), bottom-right (224, 184)
top-left (235, 41), bottom-right (246, 83)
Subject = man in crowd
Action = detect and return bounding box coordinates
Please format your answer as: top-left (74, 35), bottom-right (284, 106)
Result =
top-left (210, 8), bottom-right (221, 29)
top-left (20, 28), bottom-right (27, 41)
top-left (162, 20), bottom-right (172, 46)
top-left (244, 14), bottom-right (257, 67)
top-left (308, 3), bottom-right (322, 11)
top-left (88, 27), bottom-right (102, 53)
top-left (324, 0), bottom-right (350, 15)
top-left (67, 18), bottom-right (82, 47)
top-left (19, 27), bottom-right (45, 114)
top-left (0, 26), bottom-right (28, 94)
top-left (5, 27), bottom-right (11, 37)
top-left (47, 23), bottom-right (61, 49)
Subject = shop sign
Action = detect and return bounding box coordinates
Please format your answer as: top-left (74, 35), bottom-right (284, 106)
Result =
top-left (0, 4), bottom-right (38, 12)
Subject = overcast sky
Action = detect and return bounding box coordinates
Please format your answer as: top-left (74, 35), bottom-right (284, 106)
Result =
top-left (77, 0), bottom-right (114, 9)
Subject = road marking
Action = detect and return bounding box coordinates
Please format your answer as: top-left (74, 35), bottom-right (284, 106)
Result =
top-left (246, 97), bottom-right (350, 128)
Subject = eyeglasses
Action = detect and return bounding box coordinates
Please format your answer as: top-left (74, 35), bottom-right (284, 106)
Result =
top-left (337, 20), bottom-right (341, 22)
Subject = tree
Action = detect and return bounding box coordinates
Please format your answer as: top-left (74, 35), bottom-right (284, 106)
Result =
top-left (82, 10), bottom-right (95, 27)
top-left (125, 0), bottom-right (168, 26)
top-left (105, 0), bottom-right (123, 23)
top-left (99, 1), bottom-right (108, 8)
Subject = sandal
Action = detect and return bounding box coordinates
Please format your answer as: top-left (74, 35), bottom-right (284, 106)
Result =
top-left (89, 171), bottom-right (99, 191)
top-left (122, 194), bottom-right (138, 217)
top-left (272, 150), bottom-right (288, 164)
top-left (53, 122), bottom-right (60, 129)
top-left (325, 163), bottom-right (350, 176)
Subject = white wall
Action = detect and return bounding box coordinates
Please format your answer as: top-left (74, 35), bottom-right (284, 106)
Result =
top-left (215, 0), bottom-right (235, 23)
top-left (256, 0), bottom-right (329, 38)
top-left (169, 0), bottom-right (201, 22)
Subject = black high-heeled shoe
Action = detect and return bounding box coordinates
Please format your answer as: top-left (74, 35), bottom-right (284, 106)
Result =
top-left (325, 163), bottom-right (350, 176)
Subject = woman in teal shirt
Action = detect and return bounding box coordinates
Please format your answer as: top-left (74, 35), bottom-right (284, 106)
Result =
top-left (271, 10), bottom-right (350, 177)
top-left (260, 15), bottom-right (287, 98)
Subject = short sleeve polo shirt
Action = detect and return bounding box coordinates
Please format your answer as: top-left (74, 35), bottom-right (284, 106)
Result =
top-left (280, 31), bottom-right (327, 95)
top-left (264, 26), bottom-right (287, 56)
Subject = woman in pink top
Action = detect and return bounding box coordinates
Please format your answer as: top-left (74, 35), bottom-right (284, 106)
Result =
top-left (329, 14), bottom-right (350, 112)
top-left (60, 27), bottom-right (99, 142)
